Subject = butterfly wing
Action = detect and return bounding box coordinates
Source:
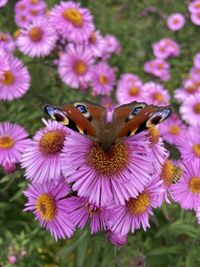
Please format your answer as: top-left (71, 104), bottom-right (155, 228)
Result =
top-left (42, 101), bottom-right (107, 139)
top-left (112, 101), bottom-right (172, 138)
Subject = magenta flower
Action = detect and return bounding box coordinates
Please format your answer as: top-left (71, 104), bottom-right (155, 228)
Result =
top-left (144, 59), bottom-right (170, 81)
top-left (21, 120), bottom-right (69, 184)
top-left (86, 30), bottom-right (105, 58)
top-left (91, 61), bottom-right (116, 95)
top-left (0, 122), bottom-right (30, 166)
top-left (180, 92), bottom-right (200, 126)
top-left (171, 160), bottom-right (200, 210)
top-left (0, 56), bottom-right (30, 101)
top-left (58, 44), bottom-right (94, 88)
top-left (0, 0), bottom-right (7, 8)
top-left (194, 53), bottom-right (200, 68)
top-left (195, 207), bottom-right (200, 224)
top-left (107, 231), bottom-right (127, 246)
top-left (103, 34), bottom-right (121, 59)
top-left (152, 38), bottom-right (180, 59)
top-left (174, 79), bottom-right (200, 102)
top-left (0, 47), bottom-right (9, 79)
top-left (61, 130), bottom-right (154, 206)
top-left (188, 1), bottom-right (200, 13)
top-left (0, 32), bottom-right (16, 53)
top-left (24, 180), bottom-right (75, 240)
top-left (65, 196), bottom-right (108, 233)
top-left (167, 13), bottom-right (185, 31)
top-left (159, 113), bottom-right (187, 145)
top-left (17, 17), bottom-right (58, 58)
top-left (142, 82), bottom-right (170, 106)
top-left (107, 178), bottom-right (164, 236)
top-left (50, 1), bottom-right (94, 43)
top-left (191, 12), bottom-right (200, 25)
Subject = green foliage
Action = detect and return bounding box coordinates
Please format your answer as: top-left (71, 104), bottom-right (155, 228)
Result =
top-left (1, 0), bottom-right (200, 266)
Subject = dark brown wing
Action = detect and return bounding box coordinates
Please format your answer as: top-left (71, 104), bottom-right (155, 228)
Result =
top-left (112, 101), bottom-right (172, 138)
top-left (42, 101), bottom-right (107, 138)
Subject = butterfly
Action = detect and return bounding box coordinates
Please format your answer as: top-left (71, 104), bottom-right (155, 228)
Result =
top-left (42, 101), bottom-right (172, 152)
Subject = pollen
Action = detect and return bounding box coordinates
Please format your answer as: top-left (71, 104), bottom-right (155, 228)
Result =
top-left (126, 192), bottom-right (150, 215)
top-left (147, 127), bottom-right (160, 144)
top-left (193, 144), bottom-right (200, 157)
top-left (189, 177), bottom-right (200, 193)
top-left (129, 86), bottom-right (139, 96)
top-left (152, 92), bottom-right (164, 103)
top-left (29, 27), bottom-right (43, 42)
top-left (193, 103), bottom-right (200, 114)
top-left (168, 125), bottom-right (181, 135)
top-left (88, 142), bottom-right (128, 175)
top-left (0, 135), bottom-right (14, 149)
top-left (39, 130), bottom-right (65, 155)
top-left (36, 193), bottom-right (56, 221)
top-left (99, 75), bottom-right (107, 85)
top-left (73, 60), bottom-right (87, 75)
top-left (1, 71), bottom-right (15, 86)
top-left (62, 8), bottom-right (83, 27)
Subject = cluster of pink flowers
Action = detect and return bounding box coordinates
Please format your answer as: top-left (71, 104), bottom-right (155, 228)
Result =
top-left (1, 0), bottom-right (200, 247)
top-left (188, 0), bottom-right (200, 25)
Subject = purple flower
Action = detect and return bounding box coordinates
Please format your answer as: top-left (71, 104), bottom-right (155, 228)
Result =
top-left (167, 13), bottom-right (185, 31)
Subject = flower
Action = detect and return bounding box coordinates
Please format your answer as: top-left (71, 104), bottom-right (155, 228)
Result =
top-left (107, 231), bottom-right (127, 246)
top-left (0, 56), bottom-right (30, 101)
top-left (50, 1), bottom-right (94, 43)
top-left (0, 0), bottom-right (8, 8)
top-left (194, 53), bottom-right (200, 68)
top-left (188, 1), bottom-right (200, 13)
top-left (65, 196), bottom-right (108, 233)
top-left (142, 81), bottom-right (170, 106)
top-left (0, 122), bottom-right (30, 166)
top-left (190, 11), bottom-right (200, 25)
top-left (91, 61), bottom-right (116, 95)
top-left (144, 59), bottom-right (170, 81)
top-left (116, 75), bottom-right (145, 104)
top-left (0, 32), bottom-right (16, 53)
top-left (174, 79), bottom-right (200, 102)
top-left (176, 126), bottom-right (200, 162)
top-left (195, 206), bottom-right (200, 224)
top-left (152, 38), bottom-right (180, 59)
top-left (170, 160), bottom-right (200, 210)
top-left (167, 13), bottom-right (185, 31)
top-left (23, 180), bottom-right (75, 240)
top-left (61, 130), bottom-right (154, 206)
top-left (17, 17), bottom-right (58, 57)
top-left (180, 92), bottom-right (200, 126)
top-left (159, 113), bottom-right (187, 145)
top-left (21, 120), bottom-right (69, 184)
top-left (58, 44), bottom-right (94, 88)
top-left (103, 34), bottom-right (121, 59)
top-left (107, 178), bottom-right (164, 236)
top-left (86, 30), bottom-right (105, 58)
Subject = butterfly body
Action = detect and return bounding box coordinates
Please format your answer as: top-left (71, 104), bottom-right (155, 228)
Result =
top-left (42, 101), bottom-right (172, 152)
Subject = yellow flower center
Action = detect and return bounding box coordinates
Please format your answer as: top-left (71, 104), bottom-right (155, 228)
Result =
top-left (1, 71), bottom-right (15, 86)
top-left (173, 18), bottom-right (180, 25)
top-left (195, 2), bottom-right (200, 8)
top-left (30, 9), bottom-right (39, 16)
top-left (39, 130), bottom-right (65, 155)
top-left (193, 103), bottom-right (200, 114)
top-left (168, 125), bottom-right (181, 135)
top-left (89, 32), bottom-right (97, 44)
top-left (36, 193), bottom-right (56, 221)
top-left (189, 177), bottom-right (200, 193)
top-left (147, 127), bottom-right (160, 144)
top-left (126, 192), bottom-right (150, 215)
top-left (186, 85), bottom-right (197, 93)
top-left (88, 142), bottom-right (128, 175)
top-left (129, 86), bottom-right (139, 96)
top-left (152, 92), bottom-right (164, 103)
top-left (193, 144), bottom-right (200, 157)
top-left (62, 8), bottom-right (83, 27)
top-left (161, 160), bottom-right (182, 186)
top-left (29, 27), bottom-right (43, 42)
top-left (0, 33), bottom-right (7, 42)
top-left (99, 75), bottom-right (107, 85)
top-left (158, 63), bottom-right (164, 70)
top-left (30, 0), bottom-right (39, 4)
top-left (73, 60), bottom-right (87, 75)
top-left (0, 136), bottom-right (14, 149)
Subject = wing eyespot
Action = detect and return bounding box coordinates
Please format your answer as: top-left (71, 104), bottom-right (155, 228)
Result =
top-left (146, 108), bottom-right (172, 127)
top-left (74, 102), bottom-right (91, 119)
top-left (127, 105), bottom-right (145, 121)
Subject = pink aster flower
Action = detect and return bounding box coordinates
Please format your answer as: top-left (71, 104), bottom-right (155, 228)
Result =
top-left (188, 1), bottom-right (200, 13)
top-left (21, 120), bottom-right (69, 184)
top-left (107, 231), bottom-right (127, 246)
top-left (17, 17), bottom-right (58, 58)
top-left (61, 130), bottom-right (154, 206)
top-left (65, 196), bottom-right (109, 233)
top-left (50, 1), bottom-right (94, 43)
top-left (159, 113), bottom-right (187, 145)
top-left (103, 34), bottom-right (121, 58)
top-left (189, 66), bottom-right (200, 81)
top-left (107, 178), bottom-right (164, 236)
top-left (195, 207), bottom-right (200, 224)
top-left (170, 160), bottom-right (200, 210)
top-left (142, 82), bottom-right (170, 106)
top-left (194, 53), bottom-right (200, 68)
top-left (0, 47), bottom-right (9, 79)
top-left (116, 76), bottom-right (145, 105)
top-left (174, 79), bottom-right (200, 102)
top-left (152, 38), bottom-right (180, 59)
top-left (191, 11), bottom-right (200, 25)
top-left (86, 30), bottom-right (105, 58)
top-left (23, 180), bottom-right (75, 240)
top-left (0, 122), bottom-right (30, 166)
top-left (58, 44), bottom-right (94, 88)
top-left (0, 32), bottom-right (16, 53)
top-left (180, 92), bottom-right (200, 126)
top-left (176, 126), bottom-right (200, 162)
top-left (0, 56), bottom-right (30, 101)
top-left (100, 96), bottom-right (114, 111)
top-left (167, 13), bottom-right (185, 31)
top-left (0, 0), bottom-right (7, 8)
top-left (144, 59), bottom-right (170, 81)
top-left (90, 61), bottom-right (116, 95)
